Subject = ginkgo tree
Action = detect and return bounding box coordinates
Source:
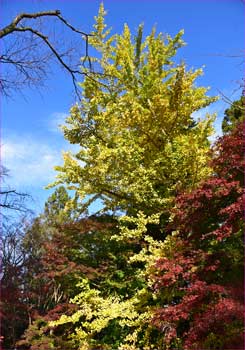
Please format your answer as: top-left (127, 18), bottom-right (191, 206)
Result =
top-left (45, 4), bottom-right (219, 349)
top-left (52, 3), bottom-right (216, 217)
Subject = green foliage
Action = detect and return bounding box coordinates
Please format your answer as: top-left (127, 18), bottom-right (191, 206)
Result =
top-left (44, 186), bottom-right (81, 224)
top-left (222, 94), bottom-right (244, 133)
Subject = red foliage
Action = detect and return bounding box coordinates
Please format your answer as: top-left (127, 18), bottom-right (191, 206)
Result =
top-left (184, 297), bottom-right (244, 350)
top-left (16, 217), bottom-right (116, 349)
top-left (152, 123), bottom-right (244, 349)
top-left (211, 122), bottom-right (244, 182)
top-left (173, 177), bottom-right (243, 242)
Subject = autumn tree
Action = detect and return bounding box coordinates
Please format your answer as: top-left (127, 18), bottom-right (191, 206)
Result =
top-left (1, 187), bottom-right (79, 349)
top-left (1, 219), bottom-right (30, 349)
top-left (44, 5), bottom-right (219, 349)
top-left (53, 5), bottom-right (216, 218)
top-left (151, 122), bottom-right (244, 349)
top-left (17, 214), bottom-right (149, 350)
top-left (0, 166), bottom-right (32, 349)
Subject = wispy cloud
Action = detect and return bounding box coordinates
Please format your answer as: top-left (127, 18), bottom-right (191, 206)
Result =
top-left (48, 112), bottom-right (68, 133)
top-left (2, 135), bottom-right (63, 189)
top-left (2, 108), bottom-right (80, 196)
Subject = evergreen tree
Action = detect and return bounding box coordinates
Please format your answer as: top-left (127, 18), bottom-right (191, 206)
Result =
top-left (222, 94), bottom-right (244, 133)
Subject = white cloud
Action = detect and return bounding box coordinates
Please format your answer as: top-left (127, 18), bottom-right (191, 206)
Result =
top-left (2, 135), bottom-right (63, 188)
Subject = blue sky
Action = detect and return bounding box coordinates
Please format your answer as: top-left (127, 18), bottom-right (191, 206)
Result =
top-left (1, 0), bottom-right (244, 215)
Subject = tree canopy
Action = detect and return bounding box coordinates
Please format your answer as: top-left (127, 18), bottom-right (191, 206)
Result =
top-left (52, 4), bottom-right (216, 217)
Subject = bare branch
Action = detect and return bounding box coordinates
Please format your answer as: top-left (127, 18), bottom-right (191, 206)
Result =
top-left (0, 11), bottom-right (62, 38)
top-left (0, 10), bottom-right (94, 98)
top-left (14, 26), bottom-right (83, 96)
top-left (217, 89), bottom-right (245, 109)
top-left (0, 167), bottom-right (31, 216)
top-left (55, 13), bottom-right (92, 37)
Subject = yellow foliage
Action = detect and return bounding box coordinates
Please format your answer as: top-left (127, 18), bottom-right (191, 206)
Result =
top-left (48, 5), bottom-right (218, 349)
top-left (50, 3), bottom-right (217, 217)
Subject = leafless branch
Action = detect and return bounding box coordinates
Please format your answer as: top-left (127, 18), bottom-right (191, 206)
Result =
top-left (0, 10), bottom-right (61, 38)
top-left (217, 89), bottom-right (245, 109)
top-left (14, 26), bottom-right (83, 96)
top-left (0, 10), bottom-right (94, 98)
top-left (202, 51), bottom-right (245, 58)
top-left (0, 166), bottom-right (32, 217)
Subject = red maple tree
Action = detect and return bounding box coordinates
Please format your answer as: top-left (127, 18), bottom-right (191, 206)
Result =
top-left (152, 123), bottom-right (244, 349)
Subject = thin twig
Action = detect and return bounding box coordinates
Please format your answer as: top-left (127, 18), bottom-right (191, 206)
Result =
top-left (217, 89), bottom-right (244, 109)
